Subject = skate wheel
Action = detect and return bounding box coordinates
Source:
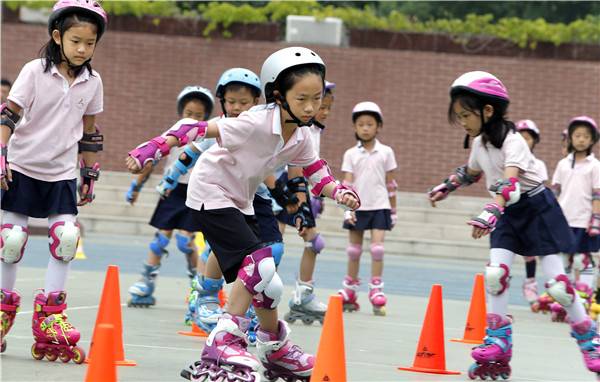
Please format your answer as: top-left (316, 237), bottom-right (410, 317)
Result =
top-left (468, 364), bottom-right (478, 380)
top-left (500, 372), bottom-right (510, 379)
top-left (373, 306), bottom-right (386, 316)
top-left (1, 339), bottom-right (6, 353)
top-left (31, 344), bottom-right (45, 360)
top-left (72, 346), bottom-right (86, 364)
top-left (490, 371), bottom-right (498, 380)
top-left (263, 369), bottom-right (277, 382)
top-left (283, 312), bottom-right (296, 324)
top-left (318, 317), bottom-right (324, 325)
top-left (302, 317), bottom-right (314, 325)
top-left (46, 351), bottom-right (58, 362)
top-left (180, 369), bottom-right (192, 380)
top-left (59, 352), bottom-right (71, 363)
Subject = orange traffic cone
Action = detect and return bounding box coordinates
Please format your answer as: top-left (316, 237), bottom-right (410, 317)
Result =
top-left (398, 284), bottom-right (460, 375)
top-left (451, 273), bottom-right (487, 344)
top-left (218, 289), bottom-right (228, 308)
top-left (86, 265), bottom-right (137, 366)
top-left (84, 324), bottom-right (117, 382)
top-left (310, 294), bottom-right (346, 382)
top-left (178, 322), bottom-right (208, 337)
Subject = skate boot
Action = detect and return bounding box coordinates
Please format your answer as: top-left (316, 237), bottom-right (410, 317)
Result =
top-left (284, 280), bottom-right (327, 325)
top-left (245, 305), bottom-right (259, 346)
top-left (590, 291), bottom-right (600, 320)
top-left (257, 320), bottom-right (314, 382)
top-left (368, 277), bottom-right (387, 316)
top-left (128, 263), bottom-right (159, 307)
top-left (338, 276), bottom-right (360, 312)
top-left (531, 292), bottom-right (554, 313)
top-left (575, 281), bottom-right (593, 312)
top-left (180, 313), bottom-right (261, 381)
top-left (571, 317), bottom-right (600, 373)
top-left (1, 289), bottom-right (21, 353)
top-left (189, 275), bottom-right (224, 333)
top-left (31, 291), bottom-right (85, 364)
top-left (522, 278), bottom-right (539, 307)
top-left (550, 302), bottom-right (567, 322)
top-left (468, 314), bottom-right (512, 380)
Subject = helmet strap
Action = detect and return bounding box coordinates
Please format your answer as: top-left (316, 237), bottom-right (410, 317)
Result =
top-left (277, 95), bottom-right (314, 127)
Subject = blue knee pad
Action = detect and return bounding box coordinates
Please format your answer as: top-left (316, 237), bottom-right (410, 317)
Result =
top-left (175, 233), bottom-right (194, 255)
top-left (200, 242), bottom-right (211, 264)
top-left (149, 232), bottom-right (170, 257)
top-left (200, 275), bottom-right (224, 294)
top-left (269, 241), bottom-right (284, 267)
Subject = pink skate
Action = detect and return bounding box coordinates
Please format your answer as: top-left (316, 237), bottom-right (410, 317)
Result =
top-left (338, 276), bottom-right (360, 312)
top-left (571, 317), bottom-right (600, 373)
top-left (31, 291), bottom-right (85, 364)
top-left (550, 302), bottom-right (567, 322)
top-left (0, 289), bottom-right (21, 353)
top-left (181, 313), bottom-right (261, 381)
top-left (531, 292), bottom-right (554, 313)
top-left (368, 277), bottom-right (387, 316)
top-left (468, 314), bottom-right (512, 380)
top-left (522, 278), bottom-right (538, 306)
top-left (257, 320), bottom-right (314, 382)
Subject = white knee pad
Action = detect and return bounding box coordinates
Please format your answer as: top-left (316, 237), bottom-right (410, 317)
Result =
top-left (48, 221), bottom-right (80, 262)
top-left (546, 274), bottom-right (576, 307)
top-left (485, 263), bottom-right (511, 295)
top-left (253, 273), bottom-right (284, 310)
top-left (0, 224), bottom-right (29, 263)
top-left (238, 246), bottom-right (276, 295)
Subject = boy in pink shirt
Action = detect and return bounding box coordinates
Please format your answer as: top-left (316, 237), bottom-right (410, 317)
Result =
top-left (339, 101), bottom-right (397, 316)
top-left (0, 0), bottom-right (107, 362)
top-left (126, 47), bottom-right (360, 382)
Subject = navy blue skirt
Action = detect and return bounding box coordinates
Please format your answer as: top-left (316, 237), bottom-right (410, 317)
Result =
top-left (1, 170), bottom-right (77, 218)
top-left (343, 209), bottom-right (392, 231)
top-left (490, 187), bottom-right (575, 257)
top-left (570, 227), bottom-right (600, 253)
top-left (253, 194), bottom-right (282, 243)
top-left (149, 183), bottom-right (201, 232)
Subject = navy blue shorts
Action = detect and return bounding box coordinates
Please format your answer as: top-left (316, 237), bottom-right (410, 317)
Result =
top-left (343, 209), bottom-right (392, 231)
top-left (149, 183), bottom-right (202, 232)
top-left (570, 227), bottom-right (600, 253)
top-left (190, 206), bottom-right (263, 283)
top-left (1, 170), bottom-right (77, 218)
top-left (253, 194), bottom-right (282, 243)
top-left (274, 172), bottom-right (316, 228)
top-left (490, 187), bottom-right (575, 257)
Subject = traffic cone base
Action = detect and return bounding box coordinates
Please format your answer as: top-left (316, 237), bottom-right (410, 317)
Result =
top-left (397, 284), bottom-right (461, 375)
top-left (178, 322), bottom-right (208, 337)
top-left (450, 273), bottom-right (486, 345)
top-left (310, 295), bottom-right (346, 382)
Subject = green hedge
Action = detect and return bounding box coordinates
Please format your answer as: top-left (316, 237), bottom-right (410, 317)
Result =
top-left (6, 1), bottom-right (600, 48)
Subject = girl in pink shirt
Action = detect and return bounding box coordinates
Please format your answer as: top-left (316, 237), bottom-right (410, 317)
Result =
top-left (427, 71), bottom-right (600, 379)
top-left (0, 0), bottom-right (106, 362)
top-left (338, 101), bottom-right (398, 316)
top-left (126, 47), bottom-right (360, 382)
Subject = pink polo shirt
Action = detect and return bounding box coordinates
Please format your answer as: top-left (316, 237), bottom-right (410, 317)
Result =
top-left (7, 59), bottom-right (103, 181)
top-left (468, 131), bottom-right (544, 196)
top-left (186, 103), bottom-right (318, 215)
top-left (552, 153), bottom-right (600, 228)
top-left (341, 139), bottom-right (397, 211)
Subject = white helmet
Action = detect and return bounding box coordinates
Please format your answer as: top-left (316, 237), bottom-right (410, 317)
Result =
top-left (352, 101), bottom-right (383, 123)
top-left (260, 47), bottom-right (326, 103)
top-left (176, 86), bottom-right (215, 119)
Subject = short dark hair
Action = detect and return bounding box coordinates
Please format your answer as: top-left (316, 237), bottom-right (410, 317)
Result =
top-left (40, 12), bottom-right (102, 78)
top-left (179, 94), bottom-right (213, 119)
top-left (1, 79), bottom-right (11, 87)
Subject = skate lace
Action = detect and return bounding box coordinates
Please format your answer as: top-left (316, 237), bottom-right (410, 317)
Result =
top-left (41, 314), bottom-right (73, 333)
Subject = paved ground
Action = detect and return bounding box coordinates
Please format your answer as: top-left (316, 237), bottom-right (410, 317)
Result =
top-left (1, 233), bottom-right (597, 381)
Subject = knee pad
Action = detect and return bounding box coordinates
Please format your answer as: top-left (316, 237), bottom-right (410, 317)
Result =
top-left (238, 246), bottom-right (276, 295)
top-left (149, 232), bottom-right (170, 257)
top-left (48, 221), bottom-right (80, 262)
top-left (197, 275), bottom-right (224, 294)
top-left (346, 244), bottom-right (362, 261)
top-left (485, 263), bottom-right (511, 295)
top-left (200, 242), bottom-right (211, 264)
top-left (0, 224), bottom-right (29, 264)
top-left (546, 274), bottom-right (576, 307)
top-left (252, 272), bottom-right (283, 310)
top-left (370, 243), bottom-right (384, 261)
top-left (175, 233), bottom-right (194, 255)
top-left (305, 233), bottom-right (325, 254)
top-left (269, 241), bottom-right (284, 267)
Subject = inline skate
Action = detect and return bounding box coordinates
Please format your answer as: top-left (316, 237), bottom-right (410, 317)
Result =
top-left (284, 280), bottom-right (326, 325)
top-left (468, 314), bottom-right (512, 380)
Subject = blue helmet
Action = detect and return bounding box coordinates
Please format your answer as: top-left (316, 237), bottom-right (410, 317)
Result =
top-left (176, 86), bottom-right (214, 119)
top-left (215, 68), bottom-right (261, 99)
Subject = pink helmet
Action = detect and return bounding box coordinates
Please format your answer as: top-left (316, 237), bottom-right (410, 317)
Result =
top-left (516, 119), bottom-right (540, 136)
top-left (450, 71), bottom-right (509, 103)
top-left (568, 115), bottom-right (599, 143)
top-left (561, 128), bottom-right (568, 140)
top-left (48, 0), bottom-right (108, 39)
top-left (352, 101), bottom-right (383, 123)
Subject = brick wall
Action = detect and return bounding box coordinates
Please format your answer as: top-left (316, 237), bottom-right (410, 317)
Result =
top-left (2, 22), bottom-right (599, 196)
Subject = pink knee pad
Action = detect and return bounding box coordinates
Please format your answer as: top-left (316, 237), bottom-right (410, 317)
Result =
top-left (238, 246), bottom-right (276, 295)
top-left (48, 221), bottom-right (80, 262)
top-left (346, 244), bottom-right (362, 261)
top-left (306, 233), bottom-right (325, 254)
top-left (546, 274), bottom-right (576, 307)
top-left (0, 224), bottom-right (29, 264)
top-left (485, 263), bottom-right (511, 295)
top-left (252, 273), bottom-right (283, 310)
top-left (370, 243), bottom-right (384, 261)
